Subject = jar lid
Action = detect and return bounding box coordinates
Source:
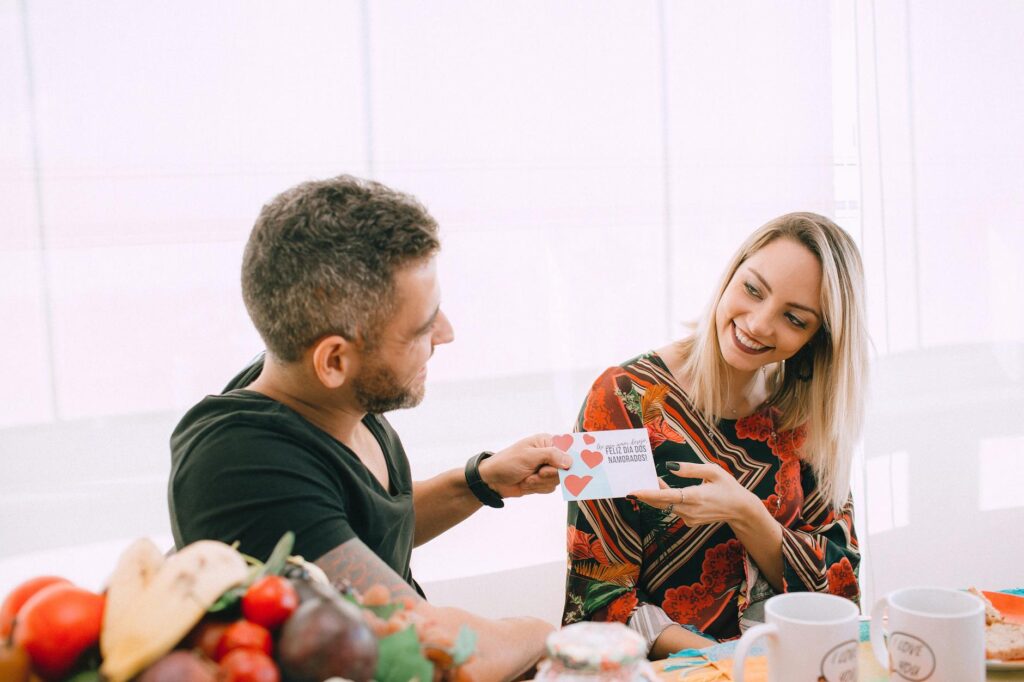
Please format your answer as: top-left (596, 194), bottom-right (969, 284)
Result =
top-left (546, 622), bottom-right (646, 671)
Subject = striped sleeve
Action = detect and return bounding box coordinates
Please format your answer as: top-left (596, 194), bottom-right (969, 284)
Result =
top-left (780, 481), bottom-right (861, 605)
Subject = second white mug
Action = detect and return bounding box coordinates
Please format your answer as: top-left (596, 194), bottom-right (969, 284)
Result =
top-left (870, 586), bottom-right (985, 682)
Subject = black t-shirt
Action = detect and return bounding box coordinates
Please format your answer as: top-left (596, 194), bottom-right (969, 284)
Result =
top-left (168, 356), bottom-right (418, 589)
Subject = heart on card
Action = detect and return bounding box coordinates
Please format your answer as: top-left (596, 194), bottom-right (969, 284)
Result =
top-left (580, 449), bottom-right (603, 469)
top-left (564, 475), bottom-right (593, 497)
top-left (582, 434), bottom-right (596, 445)
top-left (553, 434), bottom-right (575, 452)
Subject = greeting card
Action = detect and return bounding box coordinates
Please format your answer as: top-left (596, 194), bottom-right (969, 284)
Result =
top-left (554, 429), bottom-right (658, 502)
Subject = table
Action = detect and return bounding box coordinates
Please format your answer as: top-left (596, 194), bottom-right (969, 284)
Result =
top-left (652, 642), bottom-right (1024, 681)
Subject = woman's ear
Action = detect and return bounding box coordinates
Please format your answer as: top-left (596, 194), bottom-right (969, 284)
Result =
top-left (310, 335), bottom-right (356, 389)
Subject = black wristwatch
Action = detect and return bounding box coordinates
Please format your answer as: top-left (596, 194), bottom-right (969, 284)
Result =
top-left (465, 451), bottom-right (505, 508)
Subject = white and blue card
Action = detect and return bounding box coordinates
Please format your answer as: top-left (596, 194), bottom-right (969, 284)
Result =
top-left (554, 429), bottom-right (658, 501)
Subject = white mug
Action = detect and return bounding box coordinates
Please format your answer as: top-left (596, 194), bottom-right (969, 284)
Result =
top-left (733, 592), bottom-right (859, 682)
top-left (870, 586), bottom-right (984, 682)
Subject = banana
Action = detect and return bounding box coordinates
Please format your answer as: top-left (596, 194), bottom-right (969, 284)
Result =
top-left (99, 539), bottom-right (248, 682)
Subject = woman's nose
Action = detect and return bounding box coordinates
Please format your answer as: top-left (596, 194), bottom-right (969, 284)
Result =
top-left (745, 307), bottom-right (774, 338)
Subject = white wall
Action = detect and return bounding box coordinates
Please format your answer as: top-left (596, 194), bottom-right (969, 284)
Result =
top-left (1, 1), bottom-right (1022, 616)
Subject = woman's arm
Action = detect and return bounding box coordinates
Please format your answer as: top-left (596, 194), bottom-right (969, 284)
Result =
top-left (630, 463), bottom-right (859, 600)
top-left (628, 462), bottom-right (785, 592)
top-left (650, 625), bottom-right (718, 659)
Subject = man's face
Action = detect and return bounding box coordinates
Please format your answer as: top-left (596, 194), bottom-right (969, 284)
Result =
top-left (352, 257), bottom-right (454, 413)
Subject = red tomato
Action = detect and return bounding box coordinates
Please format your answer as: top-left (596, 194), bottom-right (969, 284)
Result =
top-left (241, 576), bottom-right (299, 630)
top-left (0, 577), bottom-right (71, 639)
top-left (183, 619), bottom-right (231, 660)
top-left (214, 620), bottom-right (273, 661)
top-left (12, 584), bottom-right (104, 681)
top-left (220, 648), bottom-right (280, 682)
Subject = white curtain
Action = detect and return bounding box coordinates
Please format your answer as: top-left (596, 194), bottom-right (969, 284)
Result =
top-left (1, 0), bottom-right (1021, 608)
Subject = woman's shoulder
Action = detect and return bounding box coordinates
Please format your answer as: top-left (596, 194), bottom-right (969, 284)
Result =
top-left (586, 350), bottom-right (667, 386)
top-left (581, 350), bottom-right (686, 405)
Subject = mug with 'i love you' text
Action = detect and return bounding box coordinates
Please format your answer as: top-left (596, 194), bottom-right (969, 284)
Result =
top-left (870, 586), bottom-right (985, 681)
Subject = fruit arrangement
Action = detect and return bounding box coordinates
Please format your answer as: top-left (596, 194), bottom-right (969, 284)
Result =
top-left (0, 533), bottom-right (477, 682)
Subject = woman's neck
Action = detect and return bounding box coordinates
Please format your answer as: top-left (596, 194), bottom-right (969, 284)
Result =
top-left (721, 365), bottom-right (768, 418)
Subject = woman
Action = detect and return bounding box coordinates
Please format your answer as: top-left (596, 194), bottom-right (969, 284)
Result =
top-left (561, 213), bottom-right (867, 658)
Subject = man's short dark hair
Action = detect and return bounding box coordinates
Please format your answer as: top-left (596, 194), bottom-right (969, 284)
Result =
top-left (241, 175), bottom-right (440, 362)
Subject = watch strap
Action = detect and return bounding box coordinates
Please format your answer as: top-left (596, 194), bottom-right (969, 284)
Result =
top-left (465, 451), bottom-right (504, 508)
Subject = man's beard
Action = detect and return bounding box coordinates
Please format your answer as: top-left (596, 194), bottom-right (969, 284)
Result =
top-left (352, 355), bottom-right (425, 414)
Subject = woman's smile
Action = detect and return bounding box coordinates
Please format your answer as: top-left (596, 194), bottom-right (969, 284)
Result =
top-left (731, 322), bottom-right (773, 354)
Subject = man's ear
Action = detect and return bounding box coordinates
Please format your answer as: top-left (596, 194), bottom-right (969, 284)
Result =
top-left (310, 335), bottom-right (357, 389)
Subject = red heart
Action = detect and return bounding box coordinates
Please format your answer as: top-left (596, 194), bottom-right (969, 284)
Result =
top-left (581, 449), bottom-right (603, 469)
top-left (564, 475), bottom-right (593, 497)
top-left (553, 434), bottom-right (575, 452)
top-left (582, 434), bottom-right (596, 445)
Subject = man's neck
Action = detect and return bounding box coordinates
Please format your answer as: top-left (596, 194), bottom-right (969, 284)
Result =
top-left (247, 360), bottom-right (366, 446)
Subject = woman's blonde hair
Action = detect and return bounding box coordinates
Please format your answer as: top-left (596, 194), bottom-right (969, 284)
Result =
top-left (677, 212), bottom-right (868, 509)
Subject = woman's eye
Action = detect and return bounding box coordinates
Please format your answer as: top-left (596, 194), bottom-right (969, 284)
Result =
top-left (786, 313), bottom-right (807, 329)
top-left (743, 282), bottom-right (761, 298)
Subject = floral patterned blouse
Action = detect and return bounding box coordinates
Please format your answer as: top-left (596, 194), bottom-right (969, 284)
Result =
top-left (561, 352), bottom-right (860, 643)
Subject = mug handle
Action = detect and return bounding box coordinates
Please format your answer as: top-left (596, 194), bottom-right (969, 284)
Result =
top-left (870, 597), bottom-right (890, 670)
top-left (732, 622), bottom-right (777, 682)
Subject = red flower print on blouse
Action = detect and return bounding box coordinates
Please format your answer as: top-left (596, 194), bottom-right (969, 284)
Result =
top-left (735, 409), bottom-right (774, 441)
top-left (567, 525), bottom-right (611, 564)
top-left (770, 425), bottom-right (807, 460)
top-left (736, 409), bottom-right (807, 461)
top-left (646, 417), bottom-right (684, 450)
top-left (701, 539), bottom-right (744, 592)
top-left (661, 539), bottom-right (744, 625)
top-left (767, 456), bottom-right (803, 522)
top-left (827, 557), bottom-right (859, 601)
top-left (662, 583), bottom-right (715, 624)
top-left (568, 526), bottom-right (596, 561)
top-left (605, 591), bottom-right (639, 624)
top-left (583, 383), bottom-right (619, 431)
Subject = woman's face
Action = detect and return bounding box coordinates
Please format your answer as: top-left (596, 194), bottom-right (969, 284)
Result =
top-left (715, 237), bottom-right (824, 375)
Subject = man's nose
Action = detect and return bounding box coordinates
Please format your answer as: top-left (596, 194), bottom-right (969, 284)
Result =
top-left (432, 310), bottom-right (455, 346)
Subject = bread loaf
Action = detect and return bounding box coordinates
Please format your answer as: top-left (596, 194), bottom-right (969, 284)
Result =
top-left (986, 622), bottom-right (1024, 661)
top-left (968, 587), bottom-right (1004, 625)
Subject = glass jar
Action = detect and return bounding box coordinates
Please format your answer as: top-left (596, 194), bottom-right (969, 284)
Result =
top-left (534, 622), bottom-right (657, 681)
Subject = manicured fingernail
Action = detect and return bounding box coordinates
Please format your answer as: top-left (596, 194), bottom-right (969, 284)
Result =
top-left (626, 495), bottom-right (638, 501)
top-left (666, 462), bottom-right (681, 471)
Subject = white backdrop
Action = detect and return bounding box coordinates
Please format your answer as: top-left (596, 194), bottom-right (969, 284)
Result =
top-left (1, 1), bottom-right (1022, 616)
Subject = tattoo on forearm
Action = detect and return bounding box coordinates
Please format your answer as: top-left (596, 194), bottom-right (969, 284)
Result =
top-left (314, 539), bottom-right (421, 601)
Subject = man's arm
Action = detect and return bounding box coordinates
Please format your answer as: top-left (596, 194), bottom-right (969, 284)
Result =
top-left (412, 433), bottom-right (571, 546)
top-left (315, 538), bottom-right (552, 680)
top-left (315, 535), bottom-right (423, 600)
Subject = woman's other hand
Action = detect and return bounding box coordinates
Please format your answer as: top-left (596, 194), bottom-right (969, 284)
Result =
top-left (628, 462), bottom-right (759, 526)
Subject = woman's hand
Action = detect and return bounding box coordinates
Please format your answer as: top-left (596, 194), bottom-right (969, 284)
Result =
top-left (630, 461), bottom-right (786, 592)
top-left (628, 462), bottom-right (758, 526)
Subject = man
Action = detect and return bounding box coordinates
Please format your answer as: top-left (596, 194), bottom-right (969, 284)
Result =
top-left (169, 175), bottom-right (569, 679)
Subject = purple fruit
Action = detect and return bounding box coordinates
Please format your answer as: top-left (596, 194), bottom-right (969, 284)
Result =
top-left (137, 650), bottom-right (219, 682)
top-left (277, 597), bottom-right (378, 682)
